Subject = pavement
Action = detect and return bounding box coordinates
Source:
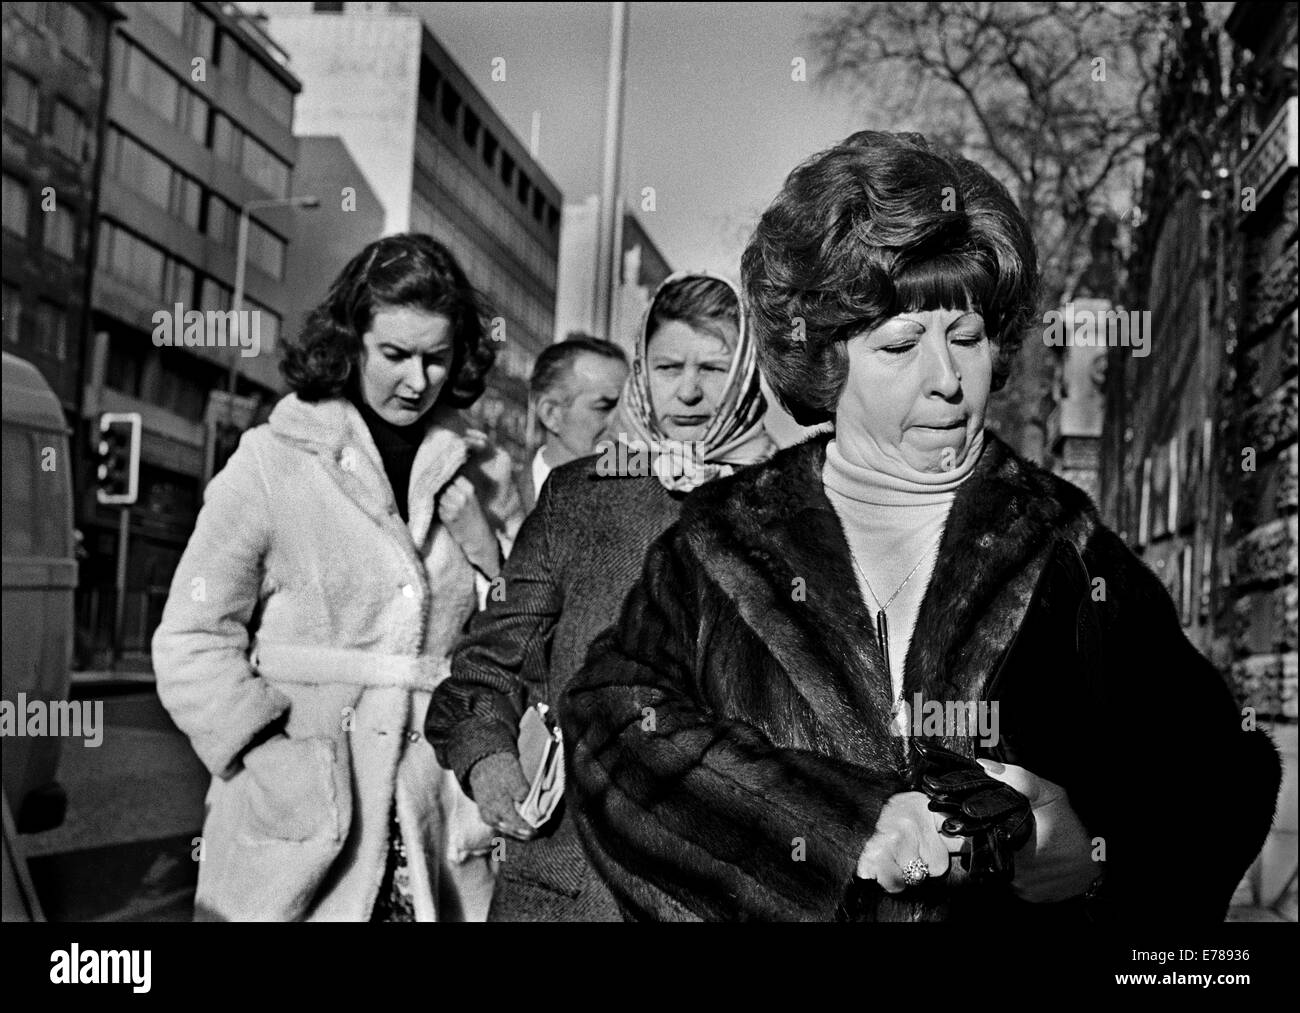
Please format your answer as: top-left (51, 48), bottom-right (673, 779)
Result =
top-left (17, 679), bottom-right (206, 921)
top-left (13, 671), bottom-right (1296, 922)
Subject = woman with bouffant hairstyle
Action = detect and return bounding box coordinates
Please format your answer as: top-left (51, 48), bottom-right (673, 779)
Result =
top-left (565, 132), bottom-right (1279, 922)
top-left (744, 130), bottom-right (1037, 425)
top-left (154, 233), bottom-right (523, 922)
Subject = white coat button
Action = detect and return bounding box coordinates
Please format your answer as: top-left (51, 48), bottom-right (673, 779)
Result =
top-left (339, 447), bottom-right (357, 472)
top-left (401, 584), bottom-right (416, 598)
top-left (407, 730), bottom-right (421, 743)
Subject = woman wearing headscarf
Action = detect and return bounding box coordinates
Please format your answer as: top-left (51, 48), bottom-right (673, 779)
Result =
top-left (153, 234), bottom-right (523, 921)
top-left (563, 132), bottom-right (1282, 922)
top-left (424, 270), bottom-right (775, 920)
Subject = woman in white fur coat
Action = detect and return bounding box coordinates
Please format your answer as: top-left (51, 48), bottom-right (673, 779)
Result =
top-left (153, 235), bottom-right (523, 921)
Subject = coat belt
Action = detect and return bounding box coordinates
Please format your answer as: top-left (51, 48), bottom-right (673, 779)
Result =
top-left (249, 641), bottom-right (448, 693)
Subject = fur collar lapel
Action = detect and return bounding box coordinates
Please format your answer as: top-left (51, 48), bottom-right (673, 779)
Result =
top-left (267, 393), bottom-right (469, 551)
top-left (685, 431), bottom-right (1096, 763)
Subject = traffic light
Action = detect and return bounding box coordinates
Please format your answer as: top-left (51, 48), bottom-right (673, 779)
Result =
top-left (95, 413), bottom-right (141, 505)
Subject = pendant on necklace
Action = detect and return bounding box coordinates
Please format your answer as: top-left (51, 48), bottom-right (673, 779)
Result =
top-left (876, 608), bottom-right (891, 676)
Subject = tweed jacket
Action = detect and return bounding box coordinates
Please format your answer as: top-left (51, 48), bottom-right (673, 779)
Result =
top-left (425, 455), bottom-right (684, 920)
top-left (153, 393), bottom-right (523, 921)
top-left (564, 432), bottom-right (1282, 922)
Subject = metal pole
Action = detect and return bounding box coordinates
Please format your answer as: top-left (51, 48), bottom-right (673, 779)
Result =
top-left (593, 1), bottom-right (629, 341)
top-left (227, 207), bottom-right (251, 397)
top-left (112, 506), bottom-right (129, 665)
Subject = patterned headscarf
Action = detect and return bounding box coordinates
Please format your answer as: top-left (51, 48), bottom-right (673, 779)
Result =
top-left (607, 270), bottom-right (775, 492)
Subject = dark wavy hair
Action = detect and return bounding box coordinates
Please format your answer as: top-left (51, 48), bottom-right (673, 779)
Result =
top-left (741, 131), bottom-right (1039, 425)
top-left (281, 233), bottom-right (494, 408)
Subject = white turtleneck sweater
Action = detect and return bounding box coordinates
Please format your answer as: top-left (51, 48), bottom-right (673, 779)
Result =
top-left (822, 430), bottom-right (985, 719)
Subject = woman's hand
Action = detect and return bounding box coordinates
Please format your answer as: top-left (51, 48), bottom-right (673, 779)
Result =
top-left (856, 790), bottom-right (964, 892)
top-left (977, 759), bottom-right (1098, 903)
top-left (438, 475), bottom-right (500, 579)
top-left (468, 751), bottom-right (536, 841)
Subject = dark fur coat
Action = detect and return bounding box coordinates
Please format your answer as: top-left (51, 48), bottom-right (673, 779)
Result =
top-left (563, 432), bottom-right (1282, 922)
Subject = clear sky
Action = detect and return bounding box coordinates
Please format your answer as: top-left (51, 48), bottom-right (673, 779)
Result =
top-left (409, 2), bottom-right (871, 280)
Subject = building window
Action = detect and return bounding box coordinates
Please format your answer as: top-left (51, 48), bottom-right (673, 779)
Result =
top-left (463, 108), bottom-right (480, 148)
top-left (247, 219), bottom-right (286, 280)
top-left (51, 98), bottom-right (87, 161)
top-left (217, 32), bottom-right (250, 85)
top-left (500, 152), bottom-right (515, 188)
top-left (546, 204), bottom-right (559, 232)
top-left (517, 172), bottom-right (530, 205)
top-left (62, 3), bottom-right (93, 63)
top-left (164, 259), bottom-right (195, 306)
top-left (419, 60), bottom-right (440, 107)
top-left (116, 37), bottom-right (209, 142)
top-left (482, 130), bottom-right (498, 169)
top-left (107, 128), bottom-right (201, 228)
top-left (210, 112), bottom-right (241, 165)
top-left (240, 132), bottom-right (289, 198)
top-left (185, 5), bottom-right (217, 64)
top-left (142, 1), bottom-right (184, 36)
top-left (204, 193), bottom-right (236, 246)
top-left (3, 66), bottom-right (40, 134)
top-left (2, 284), bottom-right (21, 345)
top-left (171, 174), bottom-right (202, 230)
top-left (101, 221), bottom-right (166, 298)
top-left (33, 300), bottom-right (68, 361)
top-left (180, 89), bottom-right (208, 144)
top-left (199, 275), bottom-right (232, 312)
top-left (248, 59), bottom-right (293, 127)
top-left (43, 203), bottom-right (76, 260)
top-left (532, 188), bottom-right (545, 222)
top-left (441, 84), bottom-right (460, 127)
top-left (2, 173), bottom-right (29, 238)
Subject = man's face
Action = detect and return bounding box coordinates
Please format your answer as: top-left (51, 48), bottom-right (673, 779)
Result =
top-left (538, 352), bottom-right (629, 464)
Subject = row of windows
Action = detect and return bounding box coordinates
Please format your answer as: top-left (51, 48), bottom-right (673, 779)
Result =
top-left (104, 127), bottom-right (286, 279)
top-left (139, 2), bottom-right (294, 128)
top-left (3, 172), bottom-right (78, 260)
top-left (2, 64), bottom-right (93, 163)
top-left (411, 193), bottom-right (554, 367)
top-left (418, 59), bottom-right (559, 235)
top-left (113, 36), bottom-right (292, 199)
top-left (7, 2), bottom-right (98, 67)
top-left (2, 282), bottom-right (70, 363)
top-left (416, 126), bottom-right (556, 289)
top-left (211, 110), bottom-right (290, 199)
top-left (97, 218), bottom-right (282, 350)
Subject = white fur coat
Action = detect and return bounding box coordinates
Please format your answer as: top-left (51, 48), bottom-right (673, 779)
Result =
top-left (153, 393), bottom-right (523, 921)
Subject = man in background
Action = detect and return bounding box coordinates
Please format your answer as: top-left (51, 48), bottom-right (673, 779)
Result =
top-left (523, 334), bottom-right (628, 510)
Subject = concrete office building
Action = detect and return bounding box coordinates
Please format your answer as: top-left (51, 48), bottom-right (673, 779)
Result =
top-left (80, 1), bottom-right (305, 663)
top-left (278, 134), bottom-right (385, 347)
top-left (263, 5), bottom-right (563, 469)
top-left (2, 2), bottom-right (121, 412)
top-left (554, 194), bottom-right (673, 354)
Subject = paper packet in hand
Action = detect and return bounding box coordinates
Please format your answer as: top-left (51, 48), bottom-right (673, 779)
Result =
top-left (514, 702), bottom-right (564, 829)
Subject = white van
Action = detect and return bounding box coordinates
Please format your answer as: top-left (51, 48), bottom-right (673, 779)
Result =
top-left (2, 351), bottom-right (76, 832)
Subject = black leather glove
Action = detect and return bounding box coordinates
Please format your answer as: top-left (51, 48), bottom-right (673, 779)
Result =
top-left (911, 739), bottom-right (1034, 885)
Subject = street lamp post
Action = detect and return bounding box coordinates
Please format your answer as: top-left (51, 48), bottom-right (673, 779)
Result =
top-left (227, 194), bottom-right (320, 395)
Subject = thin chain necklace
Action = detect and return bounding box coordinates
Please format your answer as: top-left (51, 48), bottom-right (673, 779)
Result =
top-left (848, 539), bottom-right (937, 681)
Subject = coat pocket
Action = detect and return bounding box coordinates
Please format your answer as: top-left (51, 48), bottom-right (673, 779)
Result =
top-left (239, 734), bottom-right (351, 844)
top-left (194, 734), bottom-right (354, 921)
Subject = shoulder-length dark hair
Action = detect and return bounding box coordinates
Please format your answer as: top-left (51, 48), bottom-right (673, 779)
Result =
top-left (741, 131), bottom-right (1039, 426)
top-left (281, 233), bottom-right (494, 408)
